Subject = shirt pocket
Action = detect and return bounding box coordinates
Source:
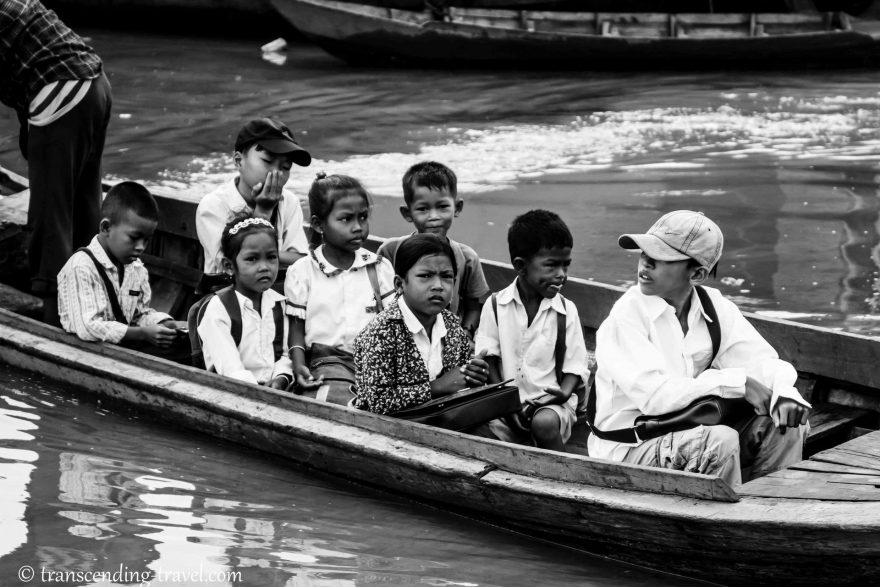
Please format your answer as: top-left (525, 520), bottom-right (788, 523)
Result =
top-left (523, 332), bottom-right (556, 372)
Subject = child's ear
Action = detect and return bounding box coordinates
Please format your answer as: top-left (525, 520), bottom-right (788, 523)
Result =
top-left (221, 257), bottom-right (235, 276)
top-left (689, 266), bottom-right (709, 285)
top-left (512, 256), bottom-right (528, 275)
top-left (393, 274), bottom-right (404, 293)
top-left (233, 151), bottom-right (243, 168)
top-left (399, 205), bottom-right (413, 224)
top-left (454, 198), bottom-right (463, 217)
top-left (310, 215), bottom-right (323, 234)
top-left (99, 218), bottom-right (112, 235)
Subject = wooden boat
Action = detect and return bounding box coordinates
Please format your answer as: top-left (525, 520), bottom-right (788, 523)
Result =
top-left (2, 167), bottom-right (880, 584)
top-left (269, 0), bottom-right (880, 68)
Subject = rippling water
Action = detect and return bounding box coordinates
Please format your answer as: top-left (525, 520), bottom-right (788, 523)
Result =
top-left (0, 369), bottom-right (686, 586)
top-left (2, 31), bottom-right (880, 333)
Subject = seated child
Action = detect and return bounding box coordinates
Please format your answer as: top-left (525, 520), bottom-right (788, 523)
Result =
top-left (589, 210), bottom-right (810, 486)
top-left (377, 161), bottom-right (489, 337)
top-left (474, 210), bottom-right (590, 451)
top-left (285, 173), bottom-right (395, 400)
top-left (57, 181), bottom-right (180, 347)
top-left (195, 214), bottom-right (292, 388)
top-left (353, 233), bottom-right (489, 414)
top-left (196, 117), bottom-right (311, 275)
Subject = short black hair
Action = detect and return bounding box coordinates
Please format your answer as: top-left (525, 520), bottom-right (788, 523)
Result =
top-left (394, 233), bottom-right (458, 278)
top-left (508, 209), bottom-right (573, 262)
top-left (101, 181), bottom-right (159, 224)
top-left (402, 161), bottom-right (457, 207)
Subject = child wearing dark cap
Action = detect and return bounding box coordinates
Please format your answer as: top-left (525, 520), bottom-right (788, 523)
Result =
top-left (589, 210), bottom-right (810, 486)
top-left (196, 117), bottom-right (312, 275)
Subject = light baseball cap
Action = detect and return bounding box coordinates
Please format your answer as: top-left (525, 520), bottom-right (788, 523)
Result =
top-left (618, 210), bottom-right (723, 270)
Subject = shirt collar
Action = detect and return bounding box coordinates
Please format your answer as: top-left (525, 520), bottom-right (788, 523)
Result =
top-left (496, 277), bottom-right (567, 315)
top-left (88, 235), bottom-right (143, 270)
top-left (638, 286), bottom-right (713, 324)
top-left (233, 288), bottom-right (286, 312)
top-left (312, 245), bottom-right (380, 276)
top-left (398, 295), bottom-right (447, 340)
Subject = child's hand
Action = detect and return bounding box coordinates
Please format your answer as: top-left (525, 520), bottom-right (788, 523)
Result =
top-left (143, 324), bottom-right (177, 348)
top-left (252, 170), bottom-right (285, 216)
top-left (460, 351), bottom-right (489, 387)
top-left (294, 364), bottom-right (323, 391)
top-left (540, 385), bottom-right (572, 405)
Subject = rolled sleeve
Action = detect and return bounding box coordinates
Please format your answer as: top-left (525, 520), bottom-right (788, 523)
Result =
top-left (560, 301), bottom-right (590, 383)
top-left (284, 259), bottom-right (310, 320)
top-left (279, 193), bottom-right (309, 256)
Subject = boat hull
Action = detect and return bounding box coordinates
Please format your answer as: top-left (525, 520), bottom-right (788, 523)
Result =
top-left (1, 309), bottom-right (880, 584)
top-left (271, 0), bottom-right (880, 68)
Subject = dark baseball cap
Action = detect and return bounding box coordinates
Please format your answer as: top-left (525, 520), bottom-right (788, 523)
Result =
top-left (234, 118), bottom-right (311, 166)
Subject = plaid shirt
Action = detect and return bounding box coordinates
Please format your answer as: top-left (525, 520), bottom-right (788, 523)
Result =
top-left (0, 0), bottom-right (102, 113)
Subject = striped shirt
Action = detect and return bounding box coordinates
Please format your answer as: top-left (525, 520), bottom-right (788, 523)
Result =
top-left (0, 0), bottom-right (102, 114)
top-left (57, 236), bottom-right (172, 343)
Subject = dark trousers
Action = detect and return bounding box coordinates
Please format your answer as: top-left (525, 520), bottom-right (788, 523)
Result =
top-left (25, 72), bottom-right (112, 298)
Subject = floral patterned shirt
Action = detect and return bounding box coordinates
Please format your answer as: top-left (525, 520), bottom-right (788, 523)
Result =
top-left (353, 297), bottom-right (472, 415)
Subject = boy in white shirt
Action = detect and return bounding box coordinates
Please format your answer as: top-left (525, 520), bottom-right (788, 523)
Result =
top-left (196, 117), bottom-right (311, 275)
top-left (589, 210), bottom-right (810, 486)
top-left (474, 210), bottom-right (590, 451)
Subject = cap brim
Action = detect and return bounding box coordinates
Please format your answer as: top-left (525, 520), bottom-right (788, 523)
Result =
top-left (256, 139), bottom-right (312, 166)
top-left (618, 234), bottom-right (690, 262)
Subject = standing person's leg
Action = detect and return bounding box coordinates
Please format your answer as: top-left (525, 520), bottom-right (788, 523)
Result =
top-left (622, 425), bottom-right (743, 487)
top-left (27, 74), bottom-right (112, 324)
top-left (735, 413), bottom-right (808, 483)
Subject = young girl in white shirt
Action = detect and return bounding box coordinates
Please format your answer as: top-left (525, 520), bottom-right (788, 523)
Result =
top-left (285, 173), bottom-right (395, 402)
top-left (195, 214), bottom-right (292, 388)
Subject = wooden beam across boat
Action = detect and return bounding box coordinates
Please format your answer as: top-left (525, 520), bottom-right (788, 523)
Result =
top-left (269, 0), bottom-right (880, 68)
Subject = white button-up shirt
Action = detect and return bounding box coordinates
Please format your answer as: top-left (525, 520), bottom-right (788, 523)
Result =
top-left (195, 178), bottom-right (309, 274)
top-left (57, 236), bottom-right (172, 343)
top-left (285, 246), bottom-right (395, 352)
top-left (475, 279), bottom-right (588, 408)
top-left (398, 295), bottom-right (447, 380)
top-left (197, 288), bottom-right (292, 385)
top-left (588, 285), bottom-right (811, 461)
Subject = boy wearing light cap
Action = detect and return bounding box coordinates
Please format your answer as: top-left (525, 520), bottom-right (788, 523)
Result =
top-left (197, 117), bottom-right (312, 275)
top-left (588, 210), bottom-right (810, 487)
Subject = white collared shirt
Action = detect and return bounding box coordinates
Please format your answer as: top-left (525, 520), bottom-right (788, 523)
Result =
top-left (195, 178), bottom-right (309, 274)
top-left (57, 236), bottom-right (172, 343)
top-left (475, 278), bottom-right (588, 406)
top-left (398, 296), bottom-right (447, 379)
top-left (197, 288), bottom-right (292, 385)
top-left (588, 285), bottom-right (811, 461)
top-left (285, 246), bottom-right (395, 352)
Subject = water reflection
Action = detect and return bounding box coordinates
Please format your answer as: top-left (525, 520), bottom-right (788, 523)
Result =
top-left (0, 369), bottom-right (682, 586)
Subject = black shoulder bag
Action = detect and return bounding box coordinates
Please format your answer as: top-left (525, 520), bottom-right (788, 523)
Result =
top-left (586, 285), bottom-right (752, 444)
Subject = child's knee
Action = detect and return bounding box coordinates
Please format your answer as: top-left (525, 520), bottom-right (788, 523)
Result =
top-left (531, 408), bottom-right (562, 441)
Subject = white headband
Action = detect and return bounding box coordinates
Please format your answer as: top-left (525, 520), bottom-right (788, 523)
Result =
top-left (228, 217), bottom-right (273, 235)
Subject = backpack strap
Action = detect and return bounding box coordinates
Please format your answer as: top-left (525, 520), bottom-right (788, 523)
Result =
top-left (366, 262), bottom-right (385, 313)
top-left (76, 247), bottom-right (128, 325)
top-left (272, 299), bottom-right (285, 361)
top-left (586, 285), bottom-right (722, 444)
top-left (187, 292), bottom-right (214, 369)
top-left (216, 286), bottom-right (243, 347)
top-left (554, 302), bottom-right (566, 385)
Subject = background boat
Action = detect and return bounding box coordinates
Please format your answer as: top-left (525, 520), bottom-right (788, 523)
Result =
top-left (269, 0), bottom-right (880, 68)
top-left (2, 167), bottom-right (880, 584)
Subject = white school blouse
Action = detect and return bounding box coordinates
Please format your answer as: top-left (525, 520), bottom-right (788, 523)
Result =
top-left (474, 278), bottom-right (588, 407)
top-left (398, 295), bottom-right (446, 380)
top-left (195, 178), bottom-right (309, 274)
top-left (588, 285), bottom-right (811, 462)
top-left (197, 288), bottom-right (293, 385)
top-left (285, 246), bottom-right (395, 352)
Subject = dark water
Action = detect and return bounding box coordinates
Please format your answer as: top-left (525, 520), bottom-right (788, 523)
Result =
top-left (0, 368), bottom-right (685, 586)
top-left (1, 29), bottom-right (880, 585)
top-left (2, 31), bottom-right (880, 334)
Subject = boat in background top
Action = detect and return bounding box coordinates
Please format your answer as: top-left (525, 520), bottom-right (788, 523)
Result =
top-left (270, 0), bottom-right (880, 68)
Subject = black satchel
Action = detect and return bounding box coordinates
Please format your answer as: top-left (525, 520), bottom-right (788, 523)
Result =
top-left (392, 379), bottom-right (520, 431)
top-left (586, 285), bottom-right (752, 444)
